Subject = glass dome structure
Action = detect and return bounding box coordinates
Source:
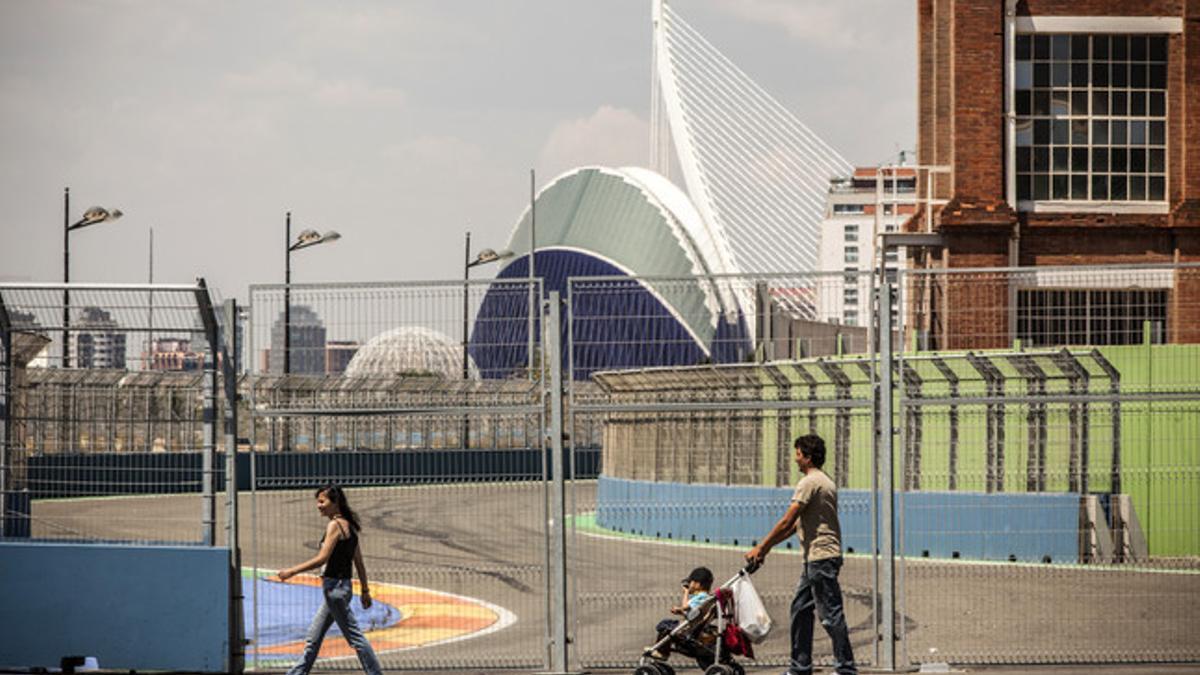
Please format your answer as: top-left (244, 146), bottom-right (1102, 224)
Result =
top-left (346, 326), bottom-right (477, 380)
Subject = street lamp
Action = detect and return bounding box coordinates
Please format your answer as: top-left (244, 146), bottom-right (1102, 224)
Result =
top-left (462, 231), bottom-right (512, 448)
top-left (62, 187), bottom-right (123, 368)
top-left (283, 211), bottom-right (340, 376)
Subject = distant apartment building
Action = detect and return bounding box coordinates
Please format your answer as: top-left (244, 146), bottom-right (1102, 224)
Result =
top-left (819, 165), bottom-right (917, 326)
top-left (913, 0), bottom-right (1199, 348)
top-left (74, 306), bottom-right (126, 369)
top-left (267, 305), bottom-right (327, 374)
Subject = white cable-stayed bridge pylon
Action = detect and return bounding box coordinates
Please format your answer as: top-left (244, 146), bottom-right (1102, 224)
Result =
top-left (650, 0), bottom-right (853, 276)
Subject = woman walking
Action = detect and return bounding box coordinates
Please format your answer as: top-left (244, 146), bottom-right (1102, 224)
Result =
top-left (278, 484), bottom-right (384, 675)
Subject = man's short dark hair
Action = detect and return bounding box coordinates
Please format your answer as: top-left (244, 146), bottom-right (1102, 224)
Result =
top-left (794, 434), bottom-right (826, 468)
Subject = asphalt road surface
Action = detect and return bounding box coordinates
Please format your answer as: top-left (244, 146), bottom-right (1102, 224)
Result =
top-left (33, 481), bottom-right (1200, 672)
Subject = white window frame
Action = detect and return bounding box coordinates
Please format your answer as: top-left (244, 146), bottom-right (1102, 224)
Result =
top-left (1005, 12), bottom-right (1181, 214)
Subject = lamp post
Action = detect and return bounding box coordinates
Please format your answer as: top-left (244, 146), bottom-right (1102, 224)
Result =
top-left (62, 187), bottom-right (123, 368)
top-left (462, 231), bottom-right (512, 447)
top-left (283, 212), bottom-right (340, 375)
top-left (528, 169), bottom-right (536, 380)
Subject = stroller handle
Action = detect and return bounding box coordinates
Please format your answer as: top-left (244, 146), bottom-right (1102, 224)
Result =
top-left (713, 560), bottom-right (763, 592)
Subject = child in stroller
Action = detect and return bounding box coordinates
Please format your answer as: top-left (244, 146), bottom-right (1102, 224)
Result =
top-left (635, 564), bottom-right (758, 675)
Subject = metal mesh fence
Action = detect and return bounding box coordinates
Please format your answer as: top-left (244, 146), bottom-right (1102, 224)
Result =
top-left (565, 265), bottom-right (1200, 670)
top-left (244, 374), bottom-right (542, 455)
top-left (244, 279), bottom-right (552, 672)
top-left (566, 272), bottom-right (881, 671)
top-left (248, 278), bottom-right (542, 381)
top-left (3, 264), bottom-right (1198, 670)
top-left (896, 263), bottom-right (1200, 665)
top-left (568, 273), bottom-right (874, 381)
top-left (0, 282), bottom-right (224, 546)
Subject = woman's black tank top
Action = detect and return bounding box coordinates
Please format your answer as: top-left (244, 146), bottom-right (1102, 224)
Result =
top-left (323, 521), bottom-right (357, 579)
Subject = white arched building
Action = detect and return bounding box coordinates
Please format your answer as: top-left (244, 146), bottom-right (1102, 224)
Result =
top-left (472, 1), bottom-right (851, 378)
top-left (471, 166), bottom-right (753, 378)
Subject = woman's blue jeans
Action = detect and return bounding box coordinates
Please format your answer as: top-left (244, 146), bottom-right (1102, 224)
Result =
top-left (788, 556), bottom-right (857, 675)
top-left (286, 577), bottom-right (383, 675)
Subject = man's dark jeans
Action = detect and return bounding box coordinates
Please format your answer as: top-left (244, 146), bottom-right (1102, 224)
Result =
top-left (787, 556), bottom-right (857, 675)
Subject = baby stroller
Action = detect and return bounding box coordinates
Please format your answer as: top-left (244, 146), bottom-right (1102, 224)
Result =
top-left (633, 562), bottom-right (762, 675)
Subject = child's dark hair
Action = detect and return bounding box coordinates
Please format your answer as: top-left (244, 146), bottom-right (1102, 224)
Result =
top-left (316, 483), bottom-right (361, 532)
top-left (794, 434), bottom-right (827, 468)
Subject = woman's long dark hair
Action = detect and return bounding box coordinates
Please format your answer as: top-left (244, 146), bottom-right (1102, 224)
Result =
top-left (316, 483), bottom-right (361, 532)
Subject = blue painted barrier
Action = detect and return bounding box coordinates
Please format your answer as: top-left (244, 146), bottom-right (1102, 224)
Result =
top-left (0, 542), bottom-right (231, 672)
top-left (596, 476), bottom-right (1080, 563)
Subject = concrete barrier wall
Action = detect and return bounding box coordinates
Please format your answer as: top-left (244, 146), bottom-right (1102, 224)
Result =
top-left (596, 476), bottom-right (1080, 563)
top-left (0, 542), bottom-right (230, 672)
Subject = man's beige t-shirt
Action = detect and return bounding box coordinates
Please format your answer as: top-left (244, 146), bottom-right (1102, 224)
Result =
top-left (791, 468), bottom-right (842, 561)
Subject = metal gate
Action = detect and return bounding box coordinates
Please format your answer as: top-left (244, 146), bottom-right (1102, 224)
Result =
top-left (4, 263), bottom-right (1198, 671)
top-left (243, 279), bottom-right (555, 672)
top-left (894, 263), bottom-right (1200, 666)
top-left (563, 263), bottom-right (1200, 670)
top-left (0, 281), bottom-right (234, 545)
top-left (0, 281), bottom-right (245, 671)
top-left (564, 271), bottom-right (887, 671)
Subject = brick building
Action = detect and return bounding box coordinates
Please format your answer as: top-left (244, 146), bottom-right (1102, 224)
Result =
top-left (911, 0), bottom-right (1199, 349)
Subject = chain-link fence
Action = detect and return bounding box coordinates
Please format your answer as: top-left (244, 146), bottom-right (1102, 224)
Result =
top-left (566, 272), bottom-right (882, 671)
top-left (244, 279), bottom-right (553, 672)
top-left (3, 264), bottom-right (1198, 671)
top-left (896, 263), bottom-right (1200, 665)
top-left (0, 281), bottom-right (231, 545)
top-left (564, 264), bottom-right (1199, 670)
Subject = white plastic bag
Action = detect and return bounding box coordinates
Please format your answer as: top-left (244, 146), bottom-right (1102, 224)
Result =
top-left (732, 575), bottom-right (772, 643)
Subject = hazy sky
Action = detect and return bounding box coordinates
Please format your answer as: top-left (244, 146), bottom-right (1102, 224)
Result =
top-left (0, 1), bottom-right (916, 303)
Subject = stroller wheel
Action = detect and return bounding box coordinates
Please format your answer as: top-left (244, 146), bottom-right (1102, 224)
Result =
top-left (703, 665), bottom-right (734, 675)
top-left (654, 663), bottom-right (676, 675)
top-left (633, 667), bottom-right (659, 675)
top-left (728, 663), bottom-right (745, 675)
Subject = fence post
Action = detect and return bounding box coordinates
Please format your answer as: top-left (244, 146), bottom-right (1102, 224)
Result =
top-left (545, 290), bottom-right (572, 673)
top-left (878, 281), bottom-right (897, 670)
top-left (195, 279), bottom-right (218, 546)
top-left (0, 292), bottom-right (10, 537)
top-left (223, 299), bottom-right (245, 673)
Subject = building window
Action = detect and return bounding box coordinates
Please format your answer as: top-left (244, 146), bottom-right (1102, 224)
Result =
top-left (884, 250), bottom-right (898, 263)
top-left (1015, 34), bottom-right (1167, 205)
top-left (844, 310), bottom-right (859, 326)
top-left (1017, 288), bottom-right (1167, 346)
top-left (833, 203), bottom-right (865, 214)
top-left (844, 224), bottom-right (859, 242)
top-left (844, 246), bottom-right (859, 263)
top-left (844, 288), bottom-right (859, 306)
